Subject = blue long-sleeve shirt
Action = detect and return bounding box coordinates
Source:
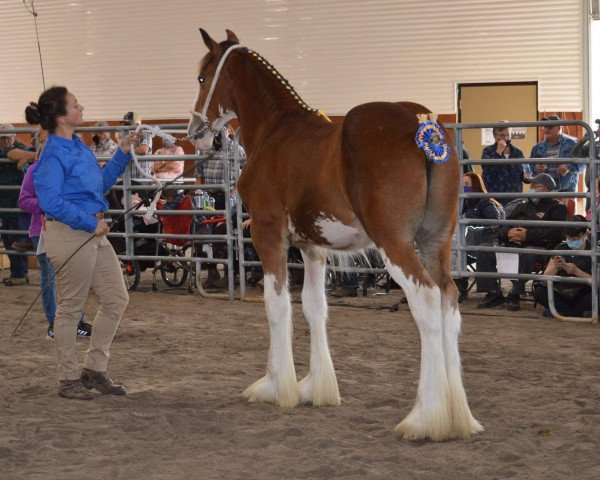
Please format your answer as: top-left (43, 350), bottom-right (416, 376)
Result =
top-left (34, 133), bottom-right (131, 232)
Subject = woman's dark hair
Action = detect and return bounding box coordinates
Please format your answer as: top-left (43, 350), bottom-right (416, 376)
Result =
top-left (464, 172), bottom-right (488, 193)
top-left (25, 86), bottom-right (68, 133)
top-left (563, 214), bottom-right (588, 237)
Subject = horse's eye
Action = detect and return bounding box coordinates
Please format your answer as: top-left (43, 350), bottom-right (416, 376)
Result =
top-left (198, 76), bottom-right (205, 85)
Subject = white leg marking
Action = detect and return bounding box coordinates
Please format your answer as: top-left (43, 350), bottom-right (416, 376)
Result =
top-left (298, 251), bottom-right (340, 406)
top-left (243, 273), bottom-right (299, 408)
top-left (442, 301), bottom-right (483, 437)
top-left (381, 250), bottom-right (452, 441)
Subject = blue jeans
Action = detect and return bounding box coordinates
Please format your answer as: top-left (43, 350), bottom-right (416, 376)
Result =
top-left (1, 215), bottom-right (28, 278)
top-left (32, 236), bottom-right (56, 326)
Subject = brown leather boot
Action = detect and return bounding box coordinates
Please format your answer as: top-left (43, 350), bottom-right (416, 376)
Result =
top-left (58, 379), bottom-right (94, 400)
top-left (80, 368), bottom-right (126, 396)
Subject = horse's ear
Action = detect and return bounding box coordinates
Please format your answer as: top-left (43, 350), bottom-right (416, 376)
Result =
top-left (225, 29), bottom-right (239, 44)
top-left (199, 28), bottom-right (219, 54)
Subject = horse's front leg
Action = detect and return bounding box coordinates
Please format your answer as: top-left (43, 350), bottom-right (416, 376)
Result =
top-left (298, 248), bottom-right (340, 406)
top-left (242, 227), bottom-right (299, 408)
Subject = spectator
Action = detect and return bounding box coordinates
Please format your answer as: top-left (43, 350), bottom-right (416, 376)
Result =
top-left (573, 119), bottom-right (600, 210)
top-left (118, 112), bottom-right (153, 180)
top-left (195, 128), bottom-right (245, 289)
top-left (17, 129), bottom-right (93, 339)
top-left (455, 172), bottom-right (504, 301)
top-left (529, 115), bottom-right (580, 192)
top-left (481, 124), bottom-right (525, 205)
top-left (461, 143), bottom-right (473, 174)
top-left (90, 120), bottom-right (117, 165)
top-left (153, 136), bottom-right (184, 180)
top-left (476, 173), bottom-right (567, 311)
top-left (0, 123), bottom-right (31, 285)
top-left (533, 215), bottom-right (593, 318)
top-left (586, 177), bottom-right (600, 224)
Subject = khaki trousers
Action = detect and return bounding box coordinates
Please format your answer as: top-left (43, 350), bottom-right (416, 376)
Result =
top-left (45, 221), bottom-right (129, 381)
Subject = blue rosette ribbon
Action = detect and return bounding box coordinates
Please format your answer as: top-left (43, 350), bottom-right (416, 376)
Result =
top-left (415, 120), bottom-right (450, 164)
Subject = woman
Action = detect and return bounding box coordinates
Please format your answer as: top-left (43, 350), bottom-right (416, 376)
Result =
top-left (456, 172), bottom-right (504, 302)
top-left (26, 86), bottom-right (141, 400)
top-left (152, 136), bottom-right (184, 180)
top-left (533, 215), bottom-right (592, 318)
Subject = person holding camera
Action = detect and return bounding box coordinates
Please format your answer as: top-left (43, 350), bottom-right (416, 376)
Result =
top-left (533, 215), bottom-right (593, 318)
top-left (481, 124), bottom-right (525, 206)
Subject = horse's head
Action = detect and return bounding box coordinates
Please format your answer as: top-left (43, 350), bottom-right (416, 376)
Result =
top-left (187, 29), bottom-right (240, 150)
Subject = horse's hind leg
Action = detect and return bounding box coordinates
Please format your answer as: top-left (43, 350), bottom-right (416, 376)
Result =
top-left (242, 227), bottom-right (299, 408)
top-left (378, 242), bottom-right (452, 441)
top-left (419, 236), bottom-right (483, 438)
top-left (298, 247), bottom-right (340, 406)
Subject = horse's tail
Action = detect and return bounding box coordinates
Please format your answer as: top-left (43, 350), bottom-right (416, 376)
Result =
top-left (395, 102), bottom-right (460, 280)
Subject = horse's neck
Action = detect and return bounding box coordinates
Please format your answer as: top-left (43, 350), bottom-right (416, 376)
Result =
top-left (228, 54), bottom-right (314, 154)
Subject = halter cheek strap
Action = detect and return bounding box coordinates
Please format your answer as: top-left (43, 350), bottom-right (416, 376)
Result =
top-left (202, 44), bottom-right (244, 117)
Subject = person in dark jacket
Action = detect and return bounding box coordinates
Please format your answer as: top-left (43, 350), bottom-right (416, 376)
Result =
top-left (533, 216), bottom-right (593, 318)
top-left (477, 173), bottom-right (567, 311)
top-left (481, 124), bottom-right (525, 205)
top-left (456, 172), bottom-right (503, 301)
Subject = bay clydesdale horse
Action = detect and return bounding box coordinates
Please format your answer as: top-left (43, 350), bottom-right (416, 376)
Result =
top-left (187, 29), bottom-right (482, 441)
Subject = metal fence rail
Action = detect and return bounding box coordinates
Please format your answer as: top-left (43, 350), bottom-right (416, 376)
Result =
top-left (2, 121), bottom-right (598, 323)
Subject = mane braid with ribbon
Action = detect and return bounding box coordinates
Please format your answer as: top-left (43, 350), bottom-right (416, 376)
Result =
top-left (245, 48), bottom-right (330, 121)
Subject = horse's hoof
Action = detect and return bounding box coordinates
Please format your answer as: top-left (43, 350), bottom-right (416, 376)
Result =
top-left (395, 404), bottom-right (453, 442)
top-left (298, 373), bottom-right (341, 407)
top-left (243, 375), bottom-right (299, 408)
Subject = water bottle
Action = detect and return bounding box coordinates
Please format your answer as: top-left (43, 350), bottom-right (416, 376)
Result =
top-left (208, 196), bottom-right (216, 210)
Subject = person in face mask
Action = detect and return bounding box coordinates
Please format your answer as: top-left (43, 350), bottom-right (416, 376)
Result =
top-left (477, 173), bottom-right (568, 311)
top-left (533, 215), bottom-right (593, 317)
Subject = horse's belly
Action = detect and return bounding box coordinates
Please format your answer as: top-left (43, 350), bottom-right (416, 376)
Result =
top-left (290, 215), bottom-right (372, 251)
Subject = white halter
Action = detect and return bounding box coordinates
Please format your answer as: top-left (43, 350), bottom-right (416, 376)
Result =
top-left (188, 44), bottom-right (243, 142)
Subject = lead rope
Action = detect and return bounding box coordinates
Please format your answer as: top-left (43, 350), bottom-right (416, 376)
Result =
top-left (128, 124), bottom-right (178, 222)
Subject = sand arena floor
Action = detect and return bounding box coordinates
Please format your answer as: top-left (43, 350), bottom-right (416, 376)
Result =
top-left (2, 270), bottom-right (600, 480)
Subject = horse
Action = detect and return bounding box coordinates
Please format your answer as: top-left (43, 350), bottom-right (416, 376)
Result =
top-left (187, 29), bottom-right (483, 441)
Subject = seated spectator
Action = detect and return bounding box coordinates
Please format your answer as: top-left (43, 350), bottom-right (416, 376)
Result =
top-left (90, 120), bottom-right (117, 165)
top-left (533, 215), bottom-right (593, 318)
top-left (481, 123), bottom-right (525, 205)
top-left (153, 136), bottom-right (184, 181)
top-left (529, 115), bottom-right (581, 192)
top-left (477, 173), bottom-right (567, 311)
top-left (455, 172), bottom-right (504, 301)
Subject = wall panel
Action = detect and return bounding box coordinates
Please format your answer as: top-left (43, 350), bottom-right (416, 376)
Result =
top-left (0, 0), bottom-right (584, 122)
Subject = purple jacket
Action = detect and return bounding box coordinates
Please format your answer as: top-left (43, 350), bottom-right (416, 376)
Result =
top-left (18, 161), bottom-right (42, 237)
